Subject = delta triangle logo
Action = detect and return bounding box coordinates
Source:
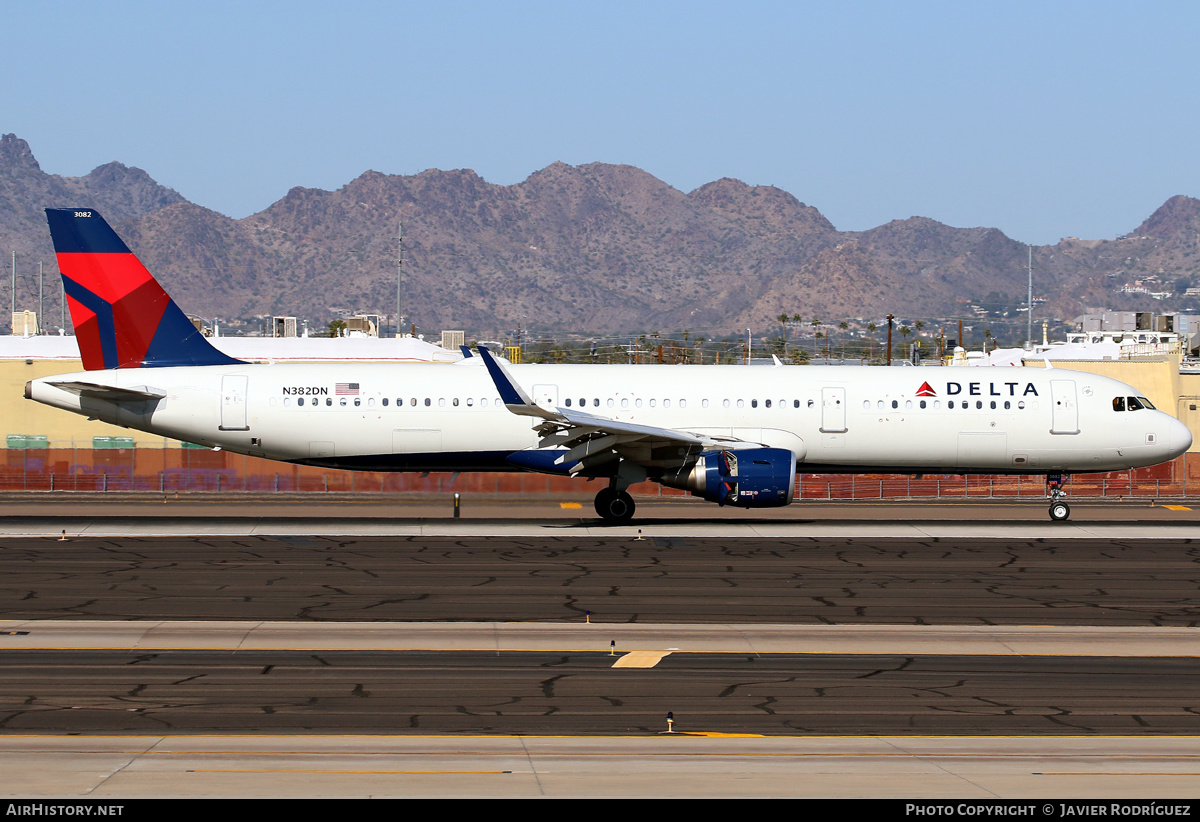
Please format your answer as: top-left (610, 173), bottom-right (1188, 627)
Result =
top-left (916, 381), bottom-right (937, 397)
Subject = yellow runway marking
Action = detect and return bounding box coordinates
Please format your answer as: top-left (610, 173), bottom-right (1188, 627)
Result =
top-left (674, 732), bottom-right (765, 738)
top-left (1164, 505), bottom-right (1192, 511)
top-left (559, 502), bottom-right (582, 509)
top-left (613, 651), bottom-right (671, 668)
top-left (192, 769), bottom-right (510, 774)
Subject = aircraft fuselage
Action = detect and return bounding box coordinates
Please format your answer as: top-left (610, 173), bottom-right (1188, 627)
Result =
top-left (27, 360), bottom-right (1190, 476)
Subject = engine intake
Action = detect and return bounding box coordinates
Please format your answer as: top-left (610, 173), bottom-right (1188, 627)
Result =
top-left (662, 447), bottom-right (796, 508)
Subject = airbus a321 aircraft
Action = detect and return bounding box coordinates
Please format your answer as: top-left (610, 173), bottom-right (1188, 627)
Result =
top-left (25, 208), bottom-right (1193, 522)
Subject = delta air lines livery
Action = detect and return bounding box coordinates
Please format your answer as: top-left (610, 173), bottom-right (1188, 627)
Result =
top-left (25, 209), bottom-right (1193, 522)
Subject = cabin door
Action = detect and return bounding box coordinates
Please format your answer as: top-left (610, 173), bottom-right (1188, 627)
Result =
top-left (1050, 379), bottom-right (1080, 435)
top-left (820, 386), bottom-right (847, 433)
top-left (219, 375), bottom-right (249, 431)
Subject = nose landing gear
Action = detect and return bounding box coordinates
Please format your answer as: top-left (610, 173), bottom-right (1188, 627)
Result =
top-left (1046, 473), bottom-right (1070, 521)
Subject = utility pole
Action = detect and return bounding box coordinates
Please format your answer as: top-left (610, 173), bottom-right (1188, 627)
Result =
top-left (38, 261), bottom-right (43, 333)
top-left (886, 314), bottom-right (894, 365)
top-left (395, 220), bottom-right (403, 338)
top-left (1026, 245), bottom-right (1033, 347)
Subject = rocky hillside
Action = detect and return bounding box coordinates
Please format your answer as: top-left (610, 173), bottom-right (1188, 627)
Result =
top-left (2, 133), bottom-right (1198, 337)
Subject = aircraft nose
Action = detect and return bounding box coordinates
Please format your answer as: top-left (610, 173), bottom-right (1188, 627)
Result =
top-left (1169, 416), bottom-right (1193, 456)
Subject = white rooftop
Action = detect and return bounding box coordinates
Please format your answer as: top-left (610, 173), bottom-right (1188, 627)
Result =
top-left (0, 333), bottom-right (464, 363)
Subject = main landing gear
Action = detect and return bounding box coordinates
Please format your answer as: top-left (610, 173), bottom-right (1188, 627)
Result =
top-left (594, 486), bottom-right (636, 523)
top-left (1046, 473), bottom-right (1070, 522)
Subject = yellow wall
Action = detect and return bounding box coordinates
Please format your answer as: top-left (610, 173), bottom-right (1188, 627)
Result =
top-left (1025, 356), bottom-right (1200, 452)
top-left (1024, 358), bottom-right (1178, 412)
top-left (1, 358), bottom-right (173, 447)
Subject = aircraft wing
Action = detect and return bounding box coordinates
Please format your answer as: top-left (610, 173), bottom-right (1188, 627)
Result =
top-left (44, 381), bottom-right (167, 403)
top-left (476, 345), bottom-right (741, 475)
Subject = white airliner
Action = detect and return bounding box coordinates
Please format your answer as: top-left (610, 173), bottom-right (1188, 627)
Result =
top-left (25, 209), bottom-right (1192, 522)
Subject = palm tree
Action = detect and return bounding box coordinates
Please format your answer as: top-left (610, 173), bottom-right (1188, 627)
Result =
top-left (838, 321), bottom-right (849, 359)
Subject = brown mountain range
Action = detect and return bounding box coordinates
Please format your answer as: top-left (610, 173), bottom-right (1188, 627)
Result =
top-left (2, 133), bottom-right (1198, 338)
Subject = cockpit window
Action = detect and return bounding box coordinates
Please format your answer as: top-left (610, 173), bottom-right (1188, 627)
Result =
top-left (1137, 396), bottom-right (1155, 410)
top-left (1127, 397), bottom-right (1144, 411)
top-left (1113, 397), bottom-right (1126, 412)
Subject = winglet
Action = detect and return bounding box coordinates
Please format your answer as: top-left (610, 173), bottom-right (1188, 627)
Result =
top-left (476, 344), bottom-right (557, 419)
top-left (459, 345), bottom-right (473, 358)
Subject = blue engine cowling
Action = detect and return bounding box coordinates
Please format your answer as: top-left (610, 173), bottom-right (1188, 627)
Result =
top-left (672, 447), bottom-right (796, 508)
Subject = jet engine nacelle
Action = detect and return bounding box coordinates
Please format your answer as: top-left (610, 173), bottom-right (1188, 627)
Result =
top-left (662, 447), bottom-right (796, 508)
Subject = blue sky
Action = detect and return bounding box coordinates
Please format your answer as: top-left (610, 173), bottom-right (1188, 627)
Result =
top-left (4, 1), bottom-right (1198, 245)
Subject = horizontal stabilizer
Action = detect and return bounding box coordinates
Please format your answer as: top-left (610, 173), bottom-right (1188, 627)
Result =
top-left (46, 380), bottom-right (166, 403)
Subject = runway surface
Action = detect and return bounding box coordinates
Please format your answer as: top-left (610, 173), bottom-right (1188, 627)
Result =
top-left (8, 734), bottom-right (1200, 798)
top-left (1, 534), bottom-right (1199, 625)
top-left (3, 643), bottom-right (1200, 736)
top-left (3, 500), bottom-right (1200, 796)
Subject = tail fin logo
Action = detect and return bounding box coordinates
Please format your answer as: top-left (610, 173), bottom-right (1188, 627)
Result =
top-left (45, 208), bottom-right (242, 370)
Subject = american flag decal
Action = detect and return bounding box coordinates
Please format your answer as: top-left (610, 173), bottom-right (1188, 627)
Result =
top-left (335, 383), bottom-right (360, 395)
